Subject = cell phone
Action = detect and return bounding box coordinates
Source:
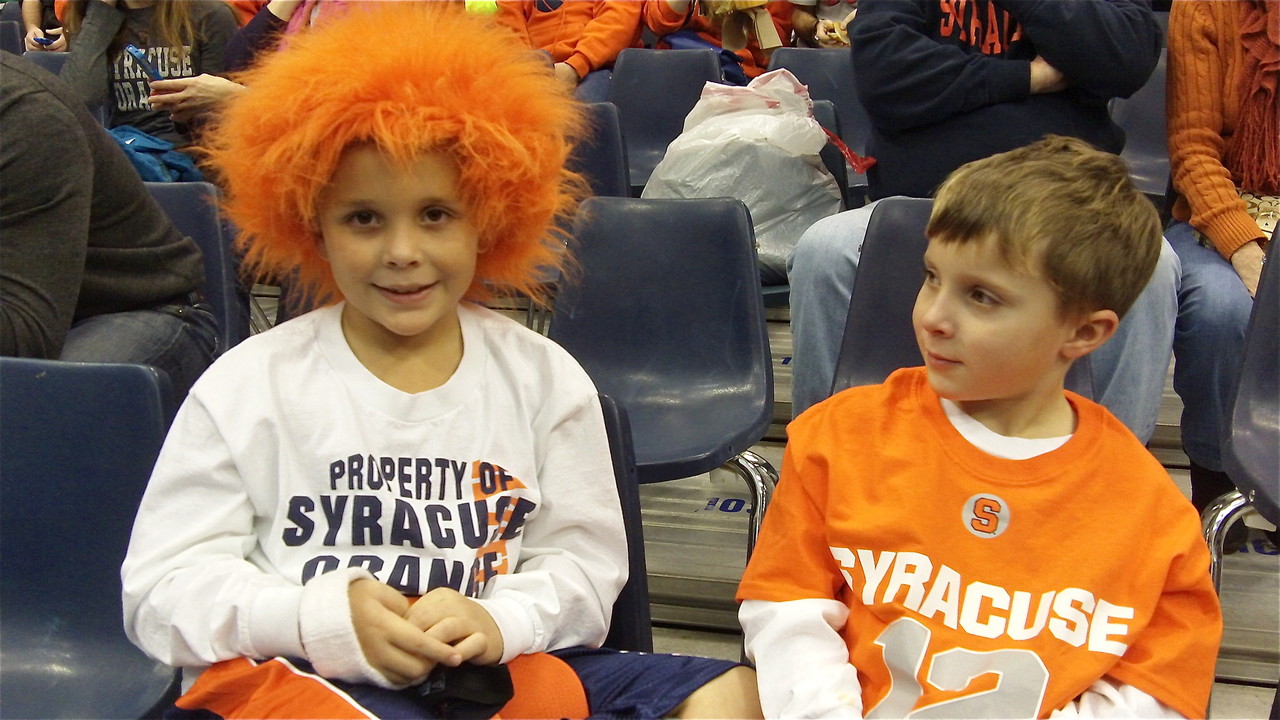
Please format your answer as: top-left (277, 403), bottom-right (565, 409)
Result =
top-left (32, 36), bottom-right (55, 46)
top-left (124, 44), bottom-right (162, 81)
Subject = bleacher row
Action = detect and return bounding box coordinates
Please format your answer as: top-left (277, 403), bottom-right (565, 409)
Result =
top-left (3, 22), bottom-right (1277, 718)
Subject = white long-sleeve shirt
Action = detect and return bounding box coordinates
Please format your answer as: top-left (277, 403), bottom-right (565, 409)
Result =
top-left (122, 303), bottom-right (626, 688)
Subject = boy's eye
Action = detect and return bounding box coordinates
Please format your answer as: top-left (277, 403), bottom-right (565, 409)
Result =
top-left (421, 207), bottom-right (452, 224)
top-left (921, 268), bottom-right (938, 284)
top-left (970, 288), bottom-right (999, 305)
top-left (346, 210), bottom-right (379, 227)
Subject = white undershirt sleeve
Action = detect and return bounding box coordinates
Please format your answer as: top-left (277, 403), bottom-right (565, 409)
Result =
top-left (740, 598), bottom-right (864, 719)
top-left (1049, 677), bottom-right (1184, 718)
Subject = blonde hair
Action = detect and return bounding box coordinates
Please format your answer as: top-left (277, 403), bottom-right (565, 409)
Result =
top-left (201, 2), bottom-right (587, 307)
top-left (928, 135), bottom-right (1162, 318)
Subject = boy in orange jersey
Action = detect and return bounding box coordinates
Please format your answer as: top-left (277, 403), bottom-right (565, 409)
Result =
top-left (737, 136), bottom-right (1222, 719)
top-left (496, 0), bottom-right (643, 103)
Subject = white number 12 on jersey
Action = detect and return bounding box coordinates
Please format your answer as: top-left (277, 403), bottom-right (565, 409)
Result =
top-left (867, 617), bottom-right (1050, 718)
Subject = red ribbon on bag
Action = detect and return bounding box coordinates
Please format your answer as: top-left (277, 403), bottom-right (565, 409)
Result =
top-left (821, 127), bottom-right (876, 175)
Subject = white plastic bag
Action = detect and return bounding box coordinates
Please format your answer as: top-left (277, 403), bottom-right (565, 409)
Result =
top-left (642, 69), bottom-right (841, 284)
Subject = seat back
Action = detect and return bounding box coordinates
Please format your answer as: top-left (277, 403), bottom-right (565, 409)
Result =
top-left (571, 102), bottom-right (630, 199)
top-left (0, 20), bottom-right (21, 54)
top-left (767, 47), bottom-right (872, 202)
top-left (0, 357), bottom-right (177, 718)
top-left (831, 198), bottom-right (1093, 396)
top-left (598, 394), bottom-right (653, 653)
top-left (811, 98), bottom-right (850, 210)
top-left (1223, 240), bottom-right (1280, 525)
top-left (831, 198), bottom-right (933, 392)
top-left (607, 48), bottom-right (722, 194)
top-left (23, 49), bottom-right (69, 75)
top-left (549, 197), bottom-right (772, 481)
top-left (145, 181), bottom-right (250, 353)
top-left (1111, 48), bottom-right (1168, 201)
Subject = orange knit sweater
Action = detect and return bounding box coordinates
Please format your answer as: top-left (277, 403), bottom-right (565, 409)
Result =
top-left (1167, 0), bottom-right (1269, 259)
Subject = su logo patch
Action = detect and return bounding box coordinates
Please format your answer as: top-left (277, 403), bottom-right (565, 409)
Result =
top-left (963, 493), bottom-right (1009, 538)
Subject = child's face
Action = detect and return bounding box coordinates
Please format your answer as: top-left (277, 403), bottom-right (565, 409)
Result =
top-left (912, 235), bottom-right (1080, 415)
top-left (316, 145), bottom-right (479, 354)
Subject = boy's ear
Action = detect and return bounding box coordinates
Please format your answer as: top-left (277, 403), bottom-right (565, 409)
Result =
top-left (1061, 309), bottom-right (1119, 360)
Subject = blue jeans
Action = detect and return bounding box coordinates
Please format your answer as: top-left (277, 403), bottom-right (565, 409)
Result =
top-left (59, 300), bottom-right (219, 401)
top-left (1166, 221), bottom-right (1253, 470)
top-left (787, 199), bottom-right (1179, 443)
top-left (575, 70), bottom-right (612, 104)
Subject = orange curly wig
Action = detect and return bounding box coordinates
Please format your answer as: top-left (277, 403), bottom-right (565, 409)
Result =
top-left (202, 2), bottom-right (587, 307)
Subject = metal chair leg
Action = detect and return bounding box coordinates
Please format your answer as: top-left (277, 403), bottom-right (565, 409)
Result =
top-left (1201, 489), bottom-right (1250, 592)
top-left (725, 450), bottom-right (778, 559)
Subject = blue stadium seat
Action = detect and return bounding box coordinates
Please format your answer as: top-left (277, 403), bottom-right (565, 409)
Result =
top-left (1, 20), bottom-right (22, 54)
top-left (831, 197), bottom-right (1092, 396)
top-left (549, 197), bottom-right (777, 557)
top-left (811, 98), bottom-right (850, 211)
top-left (145, 181), bottom-right (251, 354)
top-left (598, 394), bottom-right (653, 653)
top-left (607, 48), bottom-right (722, 195)
top-left (1202, 239), bottom-right (1279, 590)
top-left (0, 357), bottom-right (179, 718)
top-left (1111, 48), bottom-right (1169, 202)
top-left (22, 48), bottom-right (68, 75)
top-left (767, 47), bottom-right (873, 205)
top-left (572, 102), bottom-right (630, 200)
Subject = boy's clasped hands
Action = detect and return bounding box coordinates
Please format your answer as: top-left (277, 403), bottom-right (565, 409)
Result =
top-left (350, 580), bottom-right (503, 687)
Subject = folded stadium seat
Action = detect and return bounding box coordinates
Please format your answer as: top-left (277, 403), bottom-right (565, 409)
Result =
top-left (22, 48), bottom-right (68, 75)
top-left (598, 394), bottom-right (654, 653)
top-left (145, 181), bottom-right (252, 354)
top-left (549, 197), bottom-right (778, 558)
top-left (606, 48), bottom-right (722, 196)
top-left (524, 101), bottom-right (633, 332)
top-left (0, 20), bottom-right (22, 55)
top-left (0, 357), bottom-right (179, 718)
top-left (1202, 239), bottom-right (1279, 590)
top-left (1110, 48), bottom-right (1169, 205)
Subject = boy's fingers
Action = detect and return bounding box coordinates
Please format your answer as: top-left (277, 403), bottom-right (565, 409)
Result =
top-left (447, 632), bottom-right (493, 664)
top-left (423, 616), bottom-right (470, 644)
top-left (368, 643), bottom-right (435, 686)
top-left (391, 623), bottom-right (464, 667)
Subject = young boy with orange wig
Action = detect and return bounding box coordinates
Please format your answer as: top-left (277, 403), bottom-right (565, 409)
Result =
top-left (120, 5), bottom-right (761, 718)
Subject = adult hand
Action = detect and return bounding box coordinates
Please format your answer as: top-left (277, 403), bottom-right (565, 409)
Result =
top-left (1230, 240), bottom-right (1265, 297)
top-left (1029, 56), bottom-right (1068, 94)
top-left (553, 62), bottom-right (580, 90)
top-left (405, 587), bottom-right (504, 666)
top-left (148, 75), bottom-right (246, 124)
top-left (349, 579), bottom-right (458, 687)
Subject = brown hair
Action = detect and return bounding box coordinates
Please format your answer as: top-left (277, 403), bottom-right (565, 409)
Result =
top-left (62, 0), bottom-right (197, 61)
top-left (927, 135), bottom-right (1162, 318)
top-left (201, 2), bottom-right (587, 308)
